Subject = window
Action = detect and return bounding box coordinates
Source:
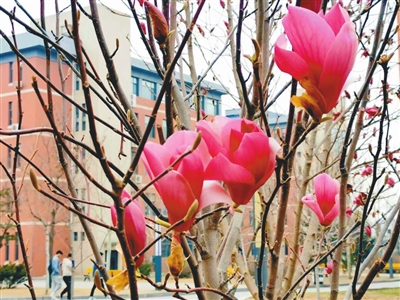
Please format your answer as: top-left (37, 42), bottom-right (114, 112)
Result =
top-left (81, 232), bottom-right (85, 241)
top-left (132, 77), bottom-right (138, 95)
top-left (75, 107), bottom-right (79, 131)
top-left (144, 204), bottom-right (154, 216)
top-left (73, 232), bottom-right (78, 241)
top-left (81, 205), bottom-right (86, 214)
top-left (145, 116), bottom-right (155, 138)
top-left (9, 62), bottom-right (13, 83)
top-left (162, 120), bottom-right (167, 139)
top-left (8, 101), bottom-right (13, 125)
top-left (15, 236), bottom-right (19, 261)
top-left (7, 148), bottom-right (12, 169)
top-left (81, 104), bottom-right (87, 131)
top-left (141, 80), bottom-right (156, 100)
top-left (81, 188), bottom-right (86, 200)
top-left (203, 97), bottom-right (218, 116)
top-left (161, 238), bottom-right (171, 257)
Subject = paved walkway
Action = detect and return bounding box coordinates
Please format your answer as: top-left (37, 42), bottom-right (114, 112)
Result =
top-left (0, 273), bottom-right (399, 299)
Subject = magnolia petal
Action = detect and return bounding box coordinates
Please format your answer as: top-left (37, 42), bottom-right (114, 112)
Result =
top-left (225, 181), bottom-right (259, 206)
top-left (176, 152), bottom-right (205, 201)
top-left (314, 173), bottom-right (340, 217)
top-left (142, 142), bottom-right (170, 179)
top-left (274, 35), bottom-right (313, 81)
top-left (164, 130), bottom-right (210, 167)
top-left (198, 181), bottom-right (232, 211)
top-left (323, 3), bottom-right (350, 35)
top-left (322, 194), bottom-right (340, 226)
top-left (232, 132), bottom-right (272, 182)
top-left (204, 153), bottom-right (254, 185)
top-left (196, 119), bottom-right (227, 157)
top-left (283, 6), bottom-right (335, 80)
top-left (300, 0), bottom-right (322, 13)
top-left (156, 172), bottom-right (197, 232)
top-left (318, 22), bottom-right (358, 112)
top-left (302, 194), bottom-right (325, 225)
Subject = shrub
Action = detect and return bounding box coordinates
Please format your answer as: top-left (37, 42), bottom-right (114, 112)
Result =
top-left (139, 261), bottom-right (152, 276)
top-left (0, 263), bottom-right (27, 289)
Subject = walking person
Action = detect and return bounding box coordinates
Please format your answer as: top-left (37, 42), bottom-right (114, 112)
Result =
top-left (88, 252), bottom-right (107, 300)
top-left (60, 253), bottom-right (73, 299)
top-left (50, 250), bottom-right (63, 300)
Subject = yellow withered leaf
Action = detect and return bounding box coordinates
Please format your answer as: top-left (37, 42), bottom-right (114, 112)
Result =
top-left (106, 269), bottom-right (129, 291)
top-left (167, 234), bottom-right (184, 280)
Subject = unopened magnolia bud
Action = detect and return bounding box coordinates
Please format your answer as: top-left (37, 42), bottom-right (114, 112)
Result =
top-left (116, 38), bottom-right (119, 48)
top-left (276, 127), bottom-right (282, 141)
top-left (351, 242), bottom-right (356, 253)
top-left (183, 199), bottom-right (199, 222)
top-left (191, 132), bottom-right (202, 152)
top-left (29, 169), bottom-right (40, 191)
top-left (144, 1), bottom-right (168, 44)
top-left (378, 53), bottom-right (394, 64)
top-left (365, 242), bottom-right (372, 251)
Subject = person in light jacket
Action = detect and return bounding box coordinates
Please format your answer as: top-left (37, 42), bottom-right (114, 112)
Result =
top-left (50, 250), bottom-right (63, 300)
top-left (60, 253), bottom-right (73, 299)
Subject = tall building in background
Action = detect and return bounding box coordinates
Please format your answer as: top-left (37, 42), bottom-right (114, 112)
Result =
top-left (0, 5), bottom-right (225, 276)
top-left (0, 33), bottom-right (73, 276)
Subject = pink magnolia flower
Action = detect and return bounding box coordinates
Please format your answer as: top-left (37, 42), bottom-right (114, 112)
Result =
top-left (300, 0), bottom-right (322, 12)
top-left (274, 4), bottom-right (358, 122)
top-left (346, 207), bottom-right (353, 218)
top-left (361, 165), bottom-right (373, 177)
top-left (197, 116), bottom-right (280, 206)
top-left (353, 192), bottom-right (367, 206)
top-left (325, 260), bottom-right (334, 274)
top-left (387, 177), bottom-right (395, 187)
top-left (365, 105), bottom-right (380, 119)
top-left (302, 173), bottom-right (339, 226)
top-left (220, 0), bottom-right (226, 9)
top-left (141, 131), bottom-right (231, 232)
top-left (365, 225), bottom-right (372, 237)
top-left (110, 190), bottom-right (147, 267)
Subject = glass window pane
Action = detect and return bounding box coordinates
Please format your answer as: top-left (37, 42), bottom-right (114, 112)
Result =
top-left (145, 116), bottom-right (155, 138)
top-left (132, 77), bottom-right (138, 95)
top-left (141, 80), bottom-right (156, 100)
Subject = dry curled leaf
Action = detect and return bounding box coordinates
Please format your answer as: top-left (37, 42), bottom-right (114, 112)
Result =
top-left (106, 269), bottom-right (129, 291)
top-left (167, 234), bottom-right (184, 280)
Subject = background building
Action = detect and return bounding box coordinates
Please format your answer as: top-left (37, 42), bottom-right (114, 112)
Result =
top-left (0, 5), bottom-right (225, 276)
